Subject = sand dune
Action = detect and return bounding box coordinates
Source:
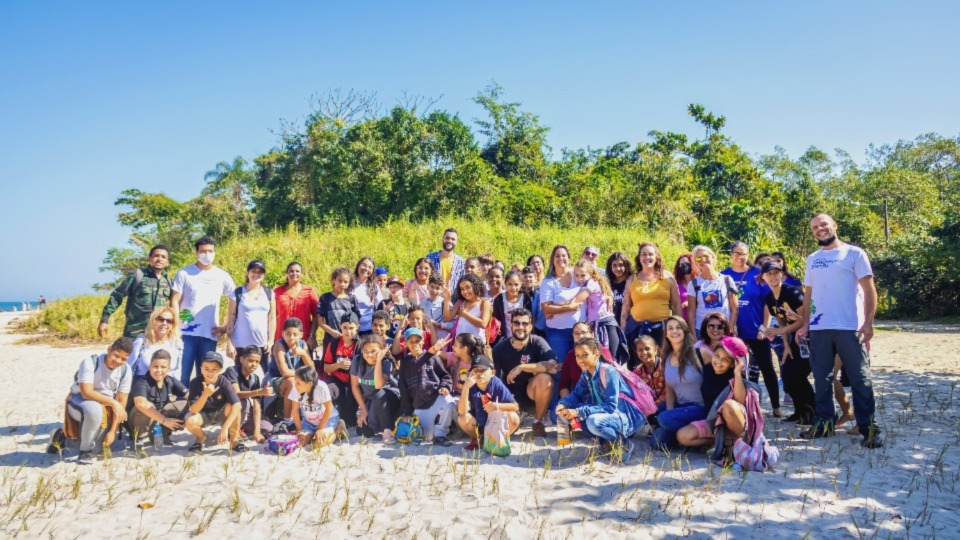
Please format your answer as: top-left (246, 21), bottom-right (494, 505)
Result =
top-left (1, 312), bottom-right (958, 539)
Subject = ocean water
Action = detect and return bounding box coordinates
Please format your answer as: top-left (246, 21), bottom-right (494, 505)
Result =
top-left (0, 301), bottom-right (37, 312)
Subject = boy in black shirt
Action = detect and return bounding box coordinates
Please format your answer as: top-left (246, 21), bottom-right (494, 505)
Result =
top-left (184, 351), bottom-right (242, 453)
top-left (128, 349), bottom-right (188, 448)
top-left (225, 345), bottom-right (274, 442)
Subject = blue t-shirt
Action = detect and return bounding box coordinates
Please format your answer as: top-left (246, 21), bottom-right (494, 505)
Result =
top-left (721, 267), bottom-right (768, 338)
top-left (468, 376), bottom-right (516, 428)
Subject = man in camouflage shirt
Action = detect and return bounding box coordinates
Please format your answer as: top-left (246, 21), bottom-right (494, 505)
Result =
top-left (99, 245), bottom-right (173, 338)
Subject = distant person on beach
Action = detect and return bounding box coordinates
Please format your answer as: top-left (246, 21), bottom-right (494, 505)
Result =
top-left (798, 213), bottom-right (883, 448)
top-left (425, 228), bottom-right (465, 292)
top-left (38, 295), bottom-right (46, 309)
top-left (170, 237), bottom-right (236, 385)
top-left (99, 244), bottom-right (173, 338)
top-left (61, 337), bottom-right (135, 465)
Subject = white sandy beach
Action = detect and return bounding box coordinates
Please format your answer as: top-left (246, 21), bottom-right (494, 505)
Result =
top-left (1, 310), bottom-right (958, 539)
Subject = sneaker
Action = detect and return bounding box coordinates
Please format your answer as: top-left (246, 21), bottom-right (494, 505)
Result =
top-left (861, 433), bottom-right (884, 449)
top-left (162, 434), bottom-right (174, 446)
top-left (541, 416), bottom-right (555, 428)
top-left (46, 428), bottom-right (67, 454)
top-left (465, 438), bottom-right (480, 451)
top-left (772, 408), bottom-right (784, 419)
top-left (271, 422), bottom-right (292, 436)
top-left (531, 421), bottom-right (547, 438)
top-left (784, 413), bottom-right (802, 423)
top-left (432, 436), bottom-right (453, 447)
top-left (799, 423), bottom-right (835, 440)
top-left (382, 430), bottom-right (396, 444)
top-left (77, 451), bottom-right (93, 465)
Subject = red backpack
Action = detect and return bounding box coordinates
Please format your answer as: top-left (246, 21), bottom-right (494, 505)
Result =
top-left (598, 358), bottom-right (658, 417)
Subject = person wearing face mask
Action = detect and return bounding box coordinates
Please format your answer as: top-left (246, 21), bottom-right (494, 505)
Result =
top-left (170, 236), bottom-right (237, 385)
top-left (99, 244), bottom-right (174, 338)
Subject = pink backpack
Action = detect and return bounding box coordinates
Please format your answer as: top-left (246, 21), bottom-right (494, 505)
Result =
top-left (598, 359), bottom-right (658, 416)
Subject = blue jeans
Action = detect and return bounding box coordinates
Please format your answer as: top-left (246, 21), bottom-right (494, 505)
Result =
top-left (585, 411), bottom-right (640, 443)
top-left (544, 327), bottom-right (574, 423)
top-left (181, 335), bottom-right (218, 385)
top-left (650, 403), bottom-right (706, 450)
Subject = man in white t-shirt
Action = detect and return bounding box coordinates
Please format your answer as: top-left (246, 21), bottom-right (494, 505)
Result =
top-left (170, 236), bottom-right (236, 385)
top-left (798, 214), bottom-right (882, 448)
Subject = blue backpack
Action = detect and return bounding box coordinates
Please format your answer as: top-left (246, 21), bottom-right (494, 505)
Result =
top-left (392, 417), bottom-right (424, 445)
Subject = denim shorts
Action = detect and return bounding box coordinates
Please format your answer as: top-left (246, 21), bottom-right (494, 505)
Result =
top-left (301, 415), bottom-right (340, 435)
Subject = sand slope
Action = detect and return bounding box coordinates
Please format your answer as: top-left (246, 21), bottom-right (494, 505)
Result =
top-left (1, 312), bottom-right (958, 539)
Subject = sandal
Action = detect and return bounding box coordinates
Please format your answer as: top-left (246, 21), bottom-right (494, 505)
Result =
top-left (232, 443), bottom-right (248, 453)
top-left (188, 443), bottom-right (203, 454)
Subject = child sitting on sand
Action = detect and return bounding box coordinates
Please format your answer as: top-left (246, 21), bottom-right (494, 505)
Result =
top-left (225, 345), bottom-right (274, 442)
top-left (128, 349), bottom-right (188, 449)
top-left (457, 354), bottom-right (520, 451)
top-left (184, 351), bottom-right (243, 454)
top-left (53, 337), bottom-right (135, 465)
top-left (350, 335), bottom-right (401, 441)
top-left (290, 365), bottom-right (343, 448)
top-left (397, 328), bottom-right (456, 447)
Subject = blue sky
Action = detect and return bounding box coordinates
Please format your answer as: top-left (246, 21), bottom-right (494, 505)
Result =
top-left (1, 2), bottom-right (957, 300)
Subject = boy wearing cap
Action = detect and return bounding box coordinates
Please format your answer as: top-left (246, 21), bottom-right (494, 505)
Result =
top-left (457, 355), bottom-right (520, 451)
top-left (376, 276), bottom-right (410, 339)
top-left (397, 327), bottom-right (456, 447)
top-left (374, 267), bottom-right (390, 296)
top-left (322, 312), bottom-right (360, 429)
top-left (184, 351), bottom-right (243, 453)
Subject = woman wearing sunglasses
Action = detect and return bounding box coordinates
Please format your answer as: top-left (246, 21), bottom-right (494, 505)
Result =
top-left (697, 312), bottom-right (732, 365)
top-left (127, 306), bottom-right (184, 381)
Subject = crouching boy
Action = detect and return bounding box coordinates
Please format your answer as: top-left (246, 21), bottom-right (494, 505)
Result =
top-left (56, 337), bottom-right (135, 465)
top-left (457, 355), bottom-right (520, 451)
top-left (397, 328), bottom-right (456, 447)
top-left (128, 349), bottom-right (188, 449)
top-left (225, 345), bottom-right (274, 442)
top-left (184, 351), bottom-right (243, 454)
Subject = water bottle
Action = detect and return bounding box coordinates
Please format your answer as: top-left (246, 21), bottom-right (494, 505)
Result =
top-left (153, 422), bottom-right (164, 451)
top-left (557, 416), bottom-right (571, 447)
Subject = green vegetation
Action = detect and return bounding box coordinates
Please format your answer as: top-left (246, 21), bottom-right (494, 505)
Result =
top-left (94, 85), bottom-right (960, 318)
top-left (30, 220), bottom-right (685, 341)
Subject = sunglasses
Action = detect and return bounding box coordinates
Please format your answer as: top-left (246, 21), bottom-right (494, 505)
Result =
top-left (156, 317), bottom-right (174, 324)
top-left (584, 251), bottom-right (599, 258)
top-left (695, 256), bottom-right (710, 263)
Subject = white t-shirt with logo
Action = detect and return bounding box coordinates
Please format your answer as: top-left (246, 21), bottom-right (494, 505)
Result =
top-left (172, 265), bottom-right (236, 340)
top-left (805, 243), bottom-right (872, 331)
top-left (288, 383), bottom-right (334, 425)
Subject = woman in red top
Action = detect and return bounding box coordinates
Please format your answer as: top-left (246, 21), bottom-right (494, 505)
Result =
top-left (274, 262), bottom-right (320, 350)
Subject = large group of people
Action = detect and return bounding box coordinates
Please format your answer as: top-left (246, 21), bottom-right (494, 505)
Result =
top-left (49, 214), bottom-right (883, 467)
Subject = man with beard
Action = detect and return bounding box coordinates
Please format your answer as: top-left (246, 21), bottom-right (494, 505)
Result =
top-left (797, 213), bottom-right (883, 448)
top-left (491, 309), bottom-right (557, 438)
top-left (425, 228), bottom-right (465, 293)
top-left (99, 245), bottom-right (173, 338)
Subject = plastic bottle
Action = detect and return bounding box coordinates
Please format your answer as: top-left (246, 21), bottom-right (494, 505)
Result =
top-left (153, 422), bottom-right (164, 451)
top-left (557, 416), bottom-right (571, 446)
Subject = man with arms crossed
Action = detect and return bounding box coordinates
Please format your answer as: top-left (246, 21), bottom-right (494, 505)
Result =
top-left (798, 213), bottom-right (882, 448)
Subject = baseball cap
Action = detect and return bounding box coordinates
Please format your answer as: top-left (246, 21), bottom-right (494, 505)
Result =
top-left (403, 327), bottom-right (424, 341)
top-left (247, 260), bottom-right (266, 272)
top-left (760, 261), bottom-right (783, 274)
top-left (339, 312), bottom-right (360, 326)
top-left (386, 276), bottom-right (404, 288)
top-left (470, 355), bottom-right (495, 371)
top-left (374, 267), bottom-right (389, 276)
top-left (201, 351), bottom-right (224, 366)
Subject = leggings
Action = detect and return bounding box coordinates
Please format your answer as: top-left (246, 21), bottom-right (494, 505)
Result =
top-left (780, 342), bottom-right (814, 422)
top-left (361, 389), bottom-right (400, 436)
top-left (744, 338), bottom-right (780, 409)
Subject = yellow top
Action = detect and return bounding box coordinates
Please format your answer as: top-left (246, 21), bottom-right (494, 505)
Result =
top-left (440, 257), bottom-right (453, 288)
top-left (629, 277), bottom-right (672, 322)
